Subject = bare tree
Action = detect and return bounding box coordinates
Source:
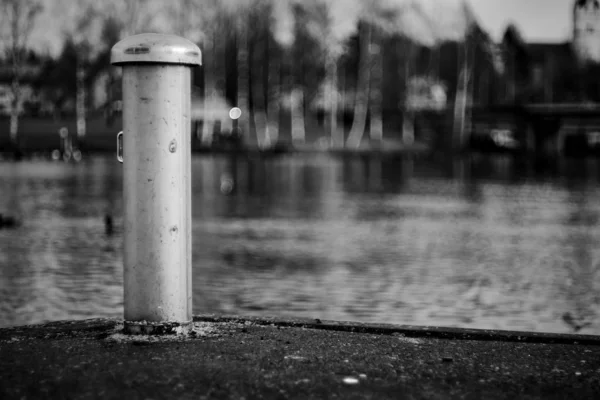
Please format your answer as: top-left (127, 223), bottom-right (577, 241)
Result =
top-left (0, 0), bottom-right (42, 146)
top-left (55, 0), bottom-right (104, 141)
top-left (348, 0), bottom-right (441, 149)
top-left (452, 37), bottom-right (474, 150)
top-left (304, 0), bottom-right (361, 148)
top-left (347, 0), bottom-right (476, 149)
top-left (100, 0), bottom-right (160, 117)
top-left (346, 22), bottom-right (372, 148)
top-left (368, 27), bottom-right (384, 146)
top-left (271, 0), bottom-right (300, 146)
top-left (162, 0), bottom-right (215, 144)
top-left (201, 5), bottom-right (228, 145)
top-left (246, 0), bottom-right (293, 149)
top-left (265, 30), bottom-right (281, 146)
top-left (421, 0), bottom-right (478, 149)
top-left (236, 17), bottom-right (252, 145)
top-left (222, 0), bottom-right (257, 146)
top-left (102, 0), bottom-right (159, 38)
top-left (265, 0), bottom-right (303, 147)
top-left (167, 0), bottom-right (206, 41)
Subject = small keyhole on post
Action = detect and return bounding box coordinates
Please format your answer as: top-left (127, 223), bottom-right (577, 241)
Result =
top-left (169, 139), bottom-right (177, 153)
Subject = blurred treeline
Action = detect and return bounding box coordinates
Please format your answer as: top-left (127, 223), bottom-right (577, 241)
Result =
top-left (0, 0), bottom-right (594, 148)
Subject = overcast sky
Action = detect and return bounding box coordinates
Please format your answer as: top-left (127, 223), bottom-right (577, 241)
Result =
top-left (25, 0), bottom-right (576, 57)
top-left (468, 0), bottom-right (574, 43)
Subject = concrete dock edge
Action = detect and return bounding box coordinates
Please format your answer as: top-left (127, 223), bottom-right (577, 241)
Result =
top-left (2, 316), bottom-right (600, 399)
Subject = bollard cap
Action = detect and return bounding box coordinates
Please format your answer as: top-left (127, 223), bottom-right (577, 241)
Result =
top-left (111, 33), bottom-right (201, 66)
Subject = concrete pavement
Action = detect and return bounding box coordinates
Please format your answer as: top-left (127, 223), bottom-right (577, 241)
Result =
top-left (1, 315), bottom-right (600, 399)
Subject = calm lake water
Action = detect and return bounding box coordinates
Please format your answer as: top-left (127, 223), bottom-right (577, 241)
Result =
top-left (1, 153), bottom-right (600, 334)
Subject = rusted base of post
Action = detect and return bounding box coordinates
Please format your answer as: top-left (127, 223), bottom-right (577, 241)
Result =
top-left (124, 320), bottom-right (192, 335)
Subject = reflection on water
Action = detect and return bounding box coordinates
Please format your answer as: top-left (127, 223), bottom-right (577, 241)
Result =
top-left (1, 154), bottom-right (600, 334)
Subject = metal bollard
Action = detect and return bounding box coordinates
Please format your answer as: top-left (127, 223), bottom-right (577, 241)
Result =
top-left (111, 34), bottom-right (201, 334)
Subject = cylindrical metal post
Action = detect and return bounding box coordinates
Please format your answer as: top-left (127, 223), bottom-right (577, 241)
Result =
top-left (111, 34), bottom-right (201, 334)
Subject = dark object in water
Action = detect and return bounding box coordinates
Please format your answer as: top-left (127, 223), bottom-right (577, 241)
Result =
top-left (0, 214), bottom-right (19, 229)
top-left (104, 214), bottom-right (114, 235)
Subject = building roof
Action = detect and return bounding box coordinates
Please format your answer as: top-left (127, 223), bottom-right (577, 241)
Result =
top-left (526, 42), bottom-right (574, 63)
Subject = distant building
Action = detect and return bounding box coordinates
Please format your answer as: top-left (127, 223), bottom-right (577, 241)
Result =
top-left (573, 0), bottom-right (600, 64)
top-left (498, 0), bottom-right (600, 104)
top-left (405, 77), bottom-right (447, 111)
top-left (526, 43), bottom-right (574, 103)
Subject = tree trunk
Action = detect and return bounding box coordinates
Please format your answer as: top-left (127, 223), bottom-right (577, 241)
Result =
top-left (9, 22), bottom-right (21, 147)
top-left (402, 113), bottom-right (414, 145)
top-left (212, 22), bottom-right (226, 104)
top-left (290, 46), bottom-right (305, 146)
top-left (453, 41), bottom-right (472, 151)
top-left (479, 69), bottom-right (488, 106)
top-left (252, 31), bottom-right (269, 148)
top-left (326, 56), bottom-right (342, 148)
top-left (9, 77), bottom-right (20, 146)
top-left (369, 30), bottom-right (383, 146)
top-left (201, 34), bottom-right (216, 145)
top-left (428, 45), bottom-right (440, 79)
top-left (281, 49), bottom-right (294, 144)
top-left (8, 3), bottom-right (21, 146)
top-left (402, 40), bottom-right (416, 145)
top-left (290, 88), bottom-right (305, 146)
top-left (347, 23), bottom-right (372, 148)
top-left (339, 61), bottom-right (346, 138)
top-left (266, 35), bottom-right (280, 146)
top-left (76, 56), bottom-right (87, 140)
top-left (236, 21), bottom-right (251, 143)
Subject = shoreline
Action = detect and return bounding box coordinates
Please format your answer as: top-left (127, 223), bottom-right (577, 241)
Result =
top-left (0, 140), bottom-right (435, 160)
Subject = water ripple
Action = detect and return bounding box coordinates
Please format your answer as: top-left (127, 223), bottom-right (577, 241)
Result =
top-left (1, 155), bottom-right (600, 334)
